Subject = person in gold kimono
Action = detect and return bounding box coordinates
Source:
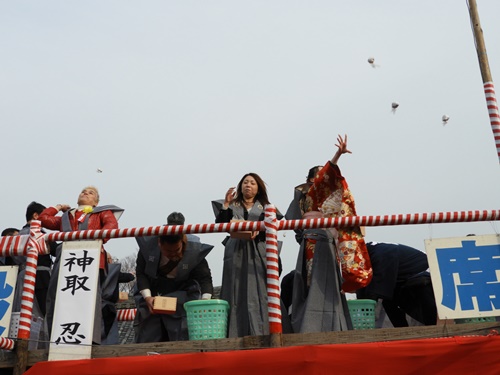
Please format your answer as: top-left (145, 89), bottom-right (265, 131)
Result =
top-left (285, 134), bottom-right (371, 333)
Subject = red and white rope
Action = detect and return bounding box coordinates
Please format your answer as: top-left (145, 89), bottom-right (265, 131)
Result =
top-left (484, 82), bottom-right (500, 162)
top-left (117, 308), bottom-right (137, 321)
top-left (264, 205), bottom-right (282, 334)
top-left (0, 235), bottom-right (28, 258)
top-left (44, 226), bottom-right (162, 242)
top-left (0, 337), bottom-right (15, 351)
top-left (44, 221), bottom-right (264, 242)
top-left (0, 220), bottom-right (49, 258)
top-left (279, 210), bottom-right (500, 231)
top-left (40, 210), bottom-right (500, 244)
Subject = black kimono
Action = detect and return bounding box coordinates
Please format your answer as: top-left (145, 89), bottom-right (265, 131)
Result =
top-left (134, 237), bottom-right (213, 342)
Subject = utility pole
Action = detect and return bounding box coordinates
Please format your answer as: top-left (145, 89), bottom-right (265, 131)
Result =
top-left (467, 0), bottom-right (500, 163)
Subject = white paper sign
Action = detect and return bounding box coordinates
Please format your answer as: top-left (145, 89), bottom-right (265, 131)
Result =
top-left (425, 234), bottom-right (500, 320)
top-left (49, 240), bottom-right (101, 361)
top-left (0, 266), bottom-right (18, 337)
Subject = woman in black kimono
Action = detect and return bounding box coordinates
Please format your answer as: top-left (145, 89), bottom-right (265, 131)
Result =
top-left (214, 173), bottom-right (290, 337)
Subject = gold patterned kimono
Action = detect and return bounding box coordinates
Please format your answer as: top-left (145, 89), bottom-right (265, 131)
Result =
top-left (305, 162), bottom-right (372, 292)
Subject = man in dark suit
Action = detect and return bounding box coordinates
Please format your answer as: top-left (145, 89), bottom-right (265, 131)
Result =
top-left (356, 241), bottom-right (437, 327)
top-left (134, 212), bottom-right (214, 343)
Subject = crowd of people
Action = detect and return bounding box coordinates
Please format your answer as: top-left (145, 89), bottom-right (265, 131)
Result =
top-left (1, 134), bottom-right (438, 346)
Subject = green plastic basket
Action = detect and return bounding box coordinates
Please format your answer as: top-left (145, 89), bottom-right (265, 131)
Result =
top-left (347, 299), bottom-right (376, 330)
top-left (183, 299), bottom-right (229, 340)
top-left (454, 316), bottom-right (496, 324)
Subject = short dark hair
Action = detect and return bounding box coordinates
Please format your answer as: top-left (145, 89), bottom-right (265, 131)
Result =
top-left (167, 212), bottom-right (185, 225)
top-left (159, 234), bottom-right (183, 244)
top-left (26, 201), bottom-right (46, 222)
top-left (1, 228), bottom-right (20, 236)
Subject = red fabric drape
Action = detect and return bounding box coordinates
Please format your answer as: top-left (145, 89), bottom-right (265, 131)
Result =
top-left (26, 335), bottom-right (500, 375)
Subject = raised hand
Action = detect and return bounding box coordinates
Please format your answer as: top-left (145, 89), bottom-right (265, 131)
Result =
top-left (224, 187), bottom-right (237, 207)
top-left (335, 134), bottom-right (352, 155)
top-left (331, 134), bottom-right (352, 165)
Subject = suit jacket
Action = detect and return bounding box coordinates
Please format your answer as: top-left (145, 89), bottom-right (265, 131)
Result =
top-left (133, 237), bottom-right (214, 343)
top-left (135, 237), bottom-right (213, 297)
top-left (357, 242), bottom-right (429, 300)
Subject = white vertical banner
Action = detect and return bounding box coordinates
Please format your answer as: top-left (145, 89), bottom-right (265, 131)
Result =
top-left (0, 266), bottom-right (18, 337)
top-left (49, 240), bottom-right (101, 361)
top-left (425, 234), bottom-right (500, 320)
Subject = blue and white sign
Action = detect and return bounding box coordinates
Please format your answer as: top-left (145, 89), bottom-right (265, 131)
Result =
top-left (0, 266), bottom-right (19, 337)
top-left (425, 234), bottom-right (500, 320)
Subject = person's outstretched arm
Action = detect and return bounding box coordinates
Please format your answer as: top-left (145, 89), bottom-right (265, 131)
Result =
top-left (330, 134), bottom-right (351, 165)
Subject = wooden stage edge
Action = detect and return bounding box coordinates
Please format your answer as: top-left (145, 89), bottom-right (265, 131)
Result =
top-left (1, 321), bottom-right (498, 369)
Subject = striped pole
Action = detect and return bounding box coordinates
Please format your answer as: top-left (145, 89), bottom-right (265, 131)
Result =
top-left (17, 221), bottom-right (47, 340)
top-left (264, 205), bottom-right (282, 336)
top-left (467, 1), bottom-right (499, 163)
top-left (484, 82), bottom-right (500, 162)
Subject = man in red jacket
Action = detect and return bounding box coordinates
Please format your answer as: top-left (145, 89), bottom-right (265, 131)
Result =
top-left (40, 185), bottom-right (124, 344)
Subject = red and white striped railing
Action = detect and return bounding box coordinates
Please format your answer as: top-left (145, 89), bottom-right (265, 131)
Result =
top-left (43, 221), bottom-right (266, 242)
top-left (0, 235), bottom-right (28, 258)
top-left (0, 337), bottom-right (15, 351)
top-left (280, 210), bottom-right (500, 231)
top-left (1, 209), bottom-right (500, 347)
top-left (40, 209), bottom-right (500, 243)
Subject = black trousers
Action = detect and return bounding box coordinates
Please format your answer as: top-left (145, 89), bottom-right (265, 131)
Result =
top-left (359, 275), bottom-right (437, 328)
top-left (385, 275), bottom-right (437, 327)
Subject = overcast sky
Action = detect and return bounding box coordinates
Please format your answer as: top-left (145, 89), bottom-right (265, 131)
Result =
top-left (2, 1), bottom-right (500, 286)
